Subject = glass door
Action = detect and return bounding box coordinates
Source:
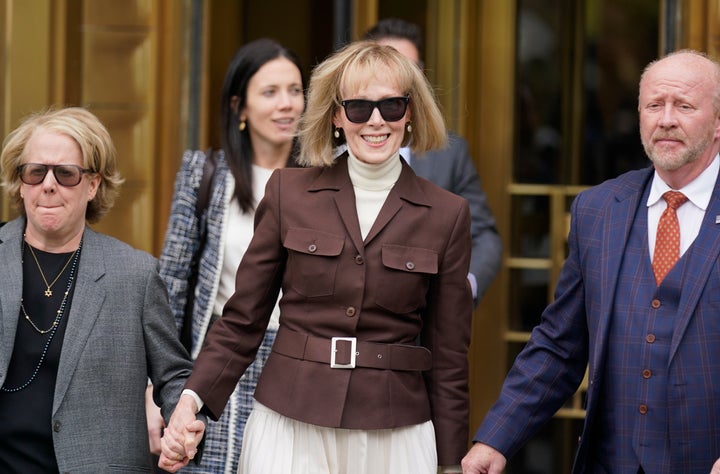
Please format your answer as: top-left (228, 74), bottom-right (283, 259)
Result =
top-left (506, 0), bottom-right (659, 471)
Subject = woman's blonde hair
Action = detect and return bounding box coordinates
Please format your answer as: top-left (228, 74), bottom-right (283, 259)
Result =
top-left (0, 107), bottom-right (124, 223)
top-left (298, 40), bottom-right (447, 166)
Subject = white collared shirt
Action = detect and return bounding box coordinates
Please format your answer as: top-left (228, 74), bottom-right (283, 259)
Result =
top-left (399, 146), bottom-right (412, 165)
top-left (647, 154), bottom-right (719, 258)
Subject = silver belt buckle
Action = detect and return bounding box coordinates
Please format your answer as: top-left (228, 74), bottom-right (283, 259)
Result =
top-left (330, 337), bottom-right (357, 369)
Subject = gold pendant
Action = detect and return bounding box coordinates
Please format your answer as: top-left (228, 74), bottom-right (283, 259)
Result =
top-left (44, 288), bottom-right (52, 297)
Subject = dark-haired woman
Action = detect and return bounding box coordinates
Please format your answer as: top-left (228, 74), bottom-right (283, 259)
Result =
top-left (157, 38), bottom-right (305, 473)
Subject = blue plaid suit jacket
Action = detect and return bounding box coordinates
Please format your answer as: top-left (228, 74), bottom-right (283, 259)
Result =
top-left (474, 165), bottom-right (720, 472)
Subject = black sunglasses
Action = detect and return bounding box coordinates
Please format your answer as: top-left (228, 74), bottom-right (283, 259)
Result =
top-left (17, 163), bottom-right (94, 187)
top-left (340, 96), bottom-right (410, 124)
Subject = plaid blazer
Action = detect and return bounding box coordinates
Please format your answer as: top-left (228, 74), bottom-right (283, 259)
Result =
top-left (160, 150), bottom-right (279, 472)
top-left (159, 149), bottom-right (231, 359)
top-left (474, 165), bottom-right (720, 472)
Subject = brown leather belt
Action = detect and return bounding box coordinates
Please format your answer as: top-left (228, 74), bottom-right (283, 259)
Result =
top-left (272, 328), bottom-right (432, 371)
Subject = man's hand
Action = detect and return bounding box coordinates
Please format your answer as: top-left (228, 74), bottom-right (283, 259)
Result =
top-left (158, 394), bottom-right (205, 472)
top-left (461, 442), bottom-right (507, 474)
top-left (711, 457), bottom-right (720, 474)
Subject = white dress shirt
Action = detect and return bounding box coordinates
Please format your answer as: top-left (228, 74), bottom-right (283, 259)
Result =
top-left (647, 154), bottom-right (719, 258)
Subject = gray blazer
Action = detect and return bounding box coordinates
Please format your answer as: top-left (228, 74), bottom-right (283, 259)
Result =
top-left (0, 218), bottom-right (193, 473)
top-left (409, 133), bottom-right (502, 301)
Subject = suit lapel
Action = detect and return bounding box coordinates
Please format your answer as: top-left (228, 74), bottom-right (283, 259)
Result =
top-left (363, 194), bottom-right (402, 245)
top-left (309, 155), bottom-right (365, 254)
top-left (364, 160), bottom-right (431, 246)
top-left (53, 228), bottom-right (107, 412)
top-left (0, 219), bottom-right (25, 378)
top-left (669, 173), bottom-right (720, 363)
top-left (333, 185), bottom-right (365, 254)
top-left (310, 155), bottom-right (432, 249)
top-left (593, 170), bottom-right (652, 373)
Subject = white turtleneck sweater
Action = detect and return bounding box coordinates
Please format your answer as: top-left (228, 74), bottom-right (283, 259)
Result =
top-left (346, 149), bottom-right (402, 240)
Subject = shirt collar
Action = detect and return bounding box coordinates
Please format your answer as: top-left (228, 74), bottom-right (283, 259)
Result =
top-left (647, 153), bottom-right (719, 211)
top-left (400, 146), bottom-right (411, 164)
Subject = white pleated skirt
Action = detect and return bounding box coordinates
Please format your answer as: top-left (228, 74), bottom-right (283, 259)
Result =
top-left (238, 401), bottom-right (437, 474)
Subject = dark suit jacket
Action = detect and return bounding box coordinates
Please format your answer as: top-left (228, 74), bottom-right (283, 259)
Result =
top-left (474, 166), bottom-right (720, 472)
top-left (409, 133), bottom-right (501, 302)
top-left (186, 155), bottom-right (473, 465)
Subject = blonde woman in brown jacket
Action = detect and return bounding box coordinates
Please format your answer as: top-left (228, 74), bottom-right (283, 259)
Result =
top-left (161, 40), bottom-right (473, 474)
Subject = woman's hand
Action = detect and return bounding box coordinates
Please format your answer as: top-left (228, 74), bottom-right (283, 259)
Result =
top-left (158, 394), bottom-right (204, 472)
top-left (145, 384), bottom-right (164, 455)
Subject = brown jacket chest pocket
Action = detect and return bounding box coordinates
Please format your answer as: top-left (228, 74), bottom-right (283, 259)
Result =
top-left (284, 227), bottom-right (344, 297)
top-left (375, 244), bottom-right (438, 314)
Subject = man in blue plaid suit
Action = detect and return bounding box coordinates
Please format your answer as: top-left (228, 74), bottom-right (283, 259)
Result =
top-left (464, 50), bottom-right (720, 473)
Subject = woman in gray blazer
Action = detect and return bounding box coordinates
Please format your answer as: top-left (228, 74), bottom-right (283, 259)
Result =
top-left (0, 107), bottom-right (196, 473)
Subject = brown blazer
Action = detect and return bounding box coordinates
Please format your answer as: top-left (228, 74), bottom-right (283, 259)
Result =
top-left (186, 154), bottom-right (473, 465)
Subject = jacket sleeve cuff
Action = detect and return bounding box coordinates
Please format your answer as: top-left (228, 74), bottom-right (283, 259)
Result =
top-left (181, 389), bottom-right (204, 412)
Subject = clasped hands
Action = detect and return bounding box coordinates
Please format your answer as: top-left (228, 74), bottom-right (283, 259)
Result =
top-left (158, 394), bottom-right (205, 472)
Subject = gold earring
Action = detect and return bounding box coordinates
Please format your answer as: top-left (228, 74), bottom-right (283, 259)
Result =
top-left (239, 120), bottom-right (246, 132)
top-left (406, 122), bottom-right (412, 133)
top-left (334, 128), bottom-right (340, 139)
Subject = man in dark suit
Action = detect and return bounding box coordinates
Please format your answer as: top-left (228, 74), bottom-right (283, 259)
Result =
top-left (363, 19), bottom-right (502, 304)
top-left (463, 50), bottom-right (720, 473)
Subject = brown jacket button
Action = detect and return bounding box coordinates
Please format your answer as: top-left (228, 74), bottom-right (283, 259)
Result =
top-left (308, 244), bottom-right (317, 253)
top-left (405, 261), bottom-right (415, 270)
top-left (345, 306), bottom-right (356, 317)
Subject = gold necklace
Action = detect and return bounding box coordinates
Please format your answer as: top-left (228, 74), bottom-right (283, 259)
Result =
top-left (25, 237), bottom-right (77, 297)
top-left (2, 238), bottom-right (82, 393)
top-left (20, 299), bottom-right (61, 334)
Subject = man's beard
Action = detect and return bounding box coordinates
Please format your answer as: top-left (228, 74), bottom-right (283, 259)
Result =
top-left (643, 130), bottom-right (712, 171)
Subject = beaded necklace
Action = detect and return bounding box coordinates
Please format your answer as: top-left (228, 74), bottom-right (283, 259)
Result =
top-left (1, 239), bottom-right (83, 393)
top-left (20, 300), bottom-right (59, 334)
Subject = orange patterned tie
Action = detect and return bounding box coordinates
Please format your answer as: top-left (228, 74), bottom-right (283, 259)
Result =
top-left (652, 191), bottom-right (688, 285)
